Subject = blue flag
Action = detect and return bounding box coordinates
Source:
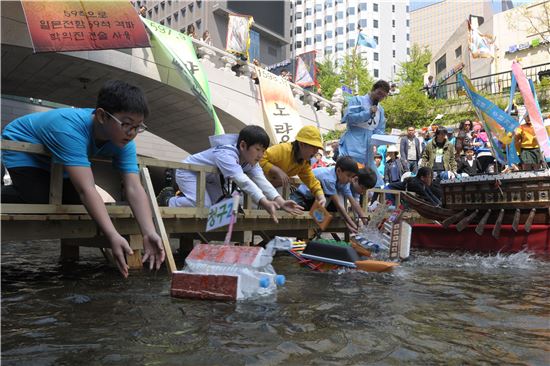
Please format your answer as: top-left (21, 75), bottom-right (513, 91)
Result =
top-left (357, 32), bottom-right (377, 49)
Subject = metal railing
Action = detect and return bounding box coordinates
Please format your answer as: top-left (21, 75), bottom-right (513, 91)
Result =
top-left (435, 62), bottom-right (550, 100)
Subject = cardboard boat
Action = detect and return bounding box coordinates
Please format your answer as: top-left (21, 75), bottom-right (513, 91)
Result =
top-left (291, 239), bottom-right (400, 273)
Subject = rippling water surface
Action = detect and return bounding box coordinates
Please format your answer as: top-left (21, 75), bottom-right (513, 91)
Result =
top-left (2, 240), bottom-right (549, 365)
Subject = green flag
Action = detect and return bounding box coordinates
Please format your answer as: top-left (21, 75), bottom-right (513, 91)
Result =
top-left (141, 18), bottom-right (224, 135)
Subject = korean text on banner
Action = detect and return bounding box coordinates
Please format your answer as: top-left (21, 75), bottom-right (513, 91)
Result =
top-left (255, 66), bottom-right (302, 144)
top-left (142, 18), bottom-right (224, 135)
top-left (21, 1), bottom-right (150, 53)
top-left (226, 14), bottom-right (254, 58)
top-left (511, 62), bottom-right (550, 159)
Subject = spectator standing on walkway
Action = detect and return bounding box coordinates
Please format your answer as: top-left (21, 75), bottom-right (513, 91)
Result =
top-left (400, 126), bottom-right (421, 173)
top-left (201, 30), bottom-right (212, 45)
top-left (339, 80), bottom-right (390, 187)
top-left (389, 83), bottom-right (400, 96)
top-left (139, 6), bottom-right (147, 18)
top-left (515, 114), bottom-right (543, 170)
top-left (384, 145), bottom-right (409, 184)
top-left (424, 76), bottom-right (437, 99)
top-left (421, 127), bottom-right (457, 180)
top-left (186, 24), bottom-right (198, 39)
top-left (1, 80), bottom-right (165, 277)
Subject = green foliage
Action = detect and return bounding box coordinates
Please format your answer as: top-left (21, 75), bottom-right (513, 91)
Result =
top-left (340, 49), bottom-right (374, 95)
top-left (381, 44), bottom-right (435, 129)
top-left (317, 50), bottom-right (374, 100)
top-left (382, 84), bottom-right (435, 129)
top-left (316, 58), bottom-right (340, 100)
top-left (396, 44), bottom-right (432, 87)
top-left (323, 129), bottom-right (344, 142)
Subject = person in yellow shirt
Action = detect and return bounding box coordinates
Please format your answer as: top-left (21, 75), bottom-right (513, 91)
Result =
top-left (515, 114), bottom-right (542, 171)
top-left (260, 126), bottom-right (326, 206)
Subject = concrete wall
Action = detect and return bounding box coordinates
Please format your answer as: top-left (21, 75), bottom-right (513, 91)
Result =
top-left (1, 98), bottom-right (189, 162)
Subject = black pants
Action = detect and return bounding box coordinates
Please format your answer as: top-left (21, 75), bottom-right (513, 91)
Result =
top-left (290, 191), bottom-right (337, 212)
top-left (2, 167), bottom-right (81, 204)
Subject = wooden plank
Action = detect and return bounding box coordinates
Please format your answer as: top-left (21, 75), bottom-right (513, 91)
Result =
top-left (456, 209), bottom-right (478, 232)
top-left (492, 209), bottom-right (505, 239)
top-left (127, 234), bottom-right (144, 270)
top-left (1, 140), bottom-right (50, 155)
top-left (475, 209), bottom-right (492, 236)
top-left (196, 171), bottom-right (206, 209)
top-left (49, 163), bottom-right (64, 204)
top-left (512, 209), bottom-right (521, 232)
top-left (441, 209), bottom-right (467, 228)
top-left (140, 167), bottom-right (177, 275)
top-left (1, 203), bottom-right (133, 215)
top-left (60, 239), bottom-right (79, 261)
top-left (137, 156), bottom-right (218, 173)
top-left (524, 208), bottom-right (537, 233)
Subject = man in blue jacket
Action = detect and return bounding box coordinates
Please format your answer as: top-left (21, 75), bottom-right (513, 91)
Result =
top-left (339, 80), bottom-right (390, 186)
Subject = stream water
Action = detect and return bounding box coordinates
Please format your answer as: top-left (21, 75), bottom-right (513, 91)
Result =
top-left (2, 240), bottom-right (549, 365)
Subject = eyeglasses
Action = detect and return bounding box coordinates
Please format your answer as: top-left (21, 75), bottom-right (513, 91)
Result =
top-left (105, 111), bottom-right (147, 134)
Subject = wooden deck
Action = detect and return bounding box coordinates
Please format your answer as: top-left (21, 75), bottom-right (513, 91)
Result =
top-left (1, 140), bottom-right (352, 275)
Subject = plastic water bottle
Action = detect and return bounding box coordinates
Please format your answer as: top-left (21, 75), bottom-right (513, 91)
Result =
top-left (183, 260), bottom-right (285, 300)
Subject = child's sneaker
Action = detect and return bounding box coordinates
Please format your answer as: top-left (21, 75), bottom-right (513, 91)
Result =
top-left (156, 187), bottom-right (175, 206)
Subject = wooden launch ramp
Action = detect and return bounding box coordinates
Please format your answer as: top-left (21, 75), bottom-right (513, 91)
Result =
top-left (1, 141), bottom-right (351, 275)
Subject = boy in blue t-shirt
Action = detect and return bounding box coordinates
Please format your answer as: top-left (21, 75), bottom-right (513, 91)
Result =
top-left (168, 126), bottom-right (303, 222)
top-left (291, 156), bottom-right (363, 233)
top-left (1, 80), bottom-right (165, 278)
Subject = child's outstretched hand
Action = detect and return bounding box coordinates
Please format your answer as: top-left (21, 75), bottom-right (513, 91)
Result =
top-left (260, 198), bottom-right (280, 223)
top-left (280, 200), bottom-right (304, 215)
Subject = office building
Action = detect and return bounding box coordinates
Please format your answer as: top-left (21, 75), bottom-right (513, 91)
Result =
top-left (291, 0), bottom-right (410, 81)
top-left (411, 0), bottom-right (493, 56)
top-left (135, 0), bottom-right (290, 65)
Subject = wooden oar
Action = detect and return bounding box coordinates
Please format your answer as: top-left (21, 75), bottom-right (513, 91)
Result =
top-left (512, 209), bottom-right (521, 232)
top-left (456, 209), bottom-right (479, 232)
top-left (492, 209), bottom-right (505, 239)
top-left (524, 208), bottom-right (537, 233)
top-left (441, 209), bottom-right (467, 228)
top-left (475, 209), bottom-right (492, 236)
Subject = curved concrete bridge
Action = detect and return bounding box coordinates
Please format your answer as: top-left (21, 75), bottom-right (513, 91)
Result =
top-left (1, 1), bottom-right (341, 154)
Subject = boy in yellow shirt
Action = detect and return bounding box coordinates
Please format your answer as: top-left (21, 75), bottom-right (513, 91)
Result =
top-left (260, 126), bottom-right (326, 206)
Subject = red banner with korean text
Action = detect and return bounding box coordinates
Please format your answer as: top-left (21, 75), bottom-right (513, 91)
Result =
top-left (21, 1), bottom-right (150, 53)
top-left (255, 66), bottom-right (302, 144)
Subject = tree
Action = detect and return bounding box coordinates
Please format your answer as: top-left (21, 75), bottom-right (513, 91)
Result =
top-left (396, 44), bottom-right (431, 86)
top-left (316, 58), bottom-right (340, 100)
top-left (382, 43), bottom-right (434, 129)
top-left (506, 0), bottom-right (550, 55)
top-left (340, 49), bottom-right (374, 95)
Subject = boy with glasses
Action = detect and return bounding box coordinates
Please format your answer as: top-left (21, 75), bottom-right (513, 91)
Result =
top-left (1, 80), bottom-right (164, 277)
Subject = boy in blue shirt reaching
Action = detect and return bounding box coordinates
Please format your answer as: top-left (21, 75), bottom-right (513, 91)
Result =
top-left (167, 125), bottom-right (303, 222)
top-left (1, 80), bottom-right (165, 277)
top-left (291, 156), bottom-right (369, 233)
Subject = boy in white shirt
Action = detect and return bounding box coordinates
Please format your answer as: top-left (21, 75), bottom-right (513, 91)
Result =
top-left (168, 126), bottom-right (303, 222)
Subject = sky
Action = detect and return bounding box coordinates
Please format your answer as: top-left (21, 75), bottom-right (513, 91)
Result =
top-left (410, 0), bottom-right (534, 12)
